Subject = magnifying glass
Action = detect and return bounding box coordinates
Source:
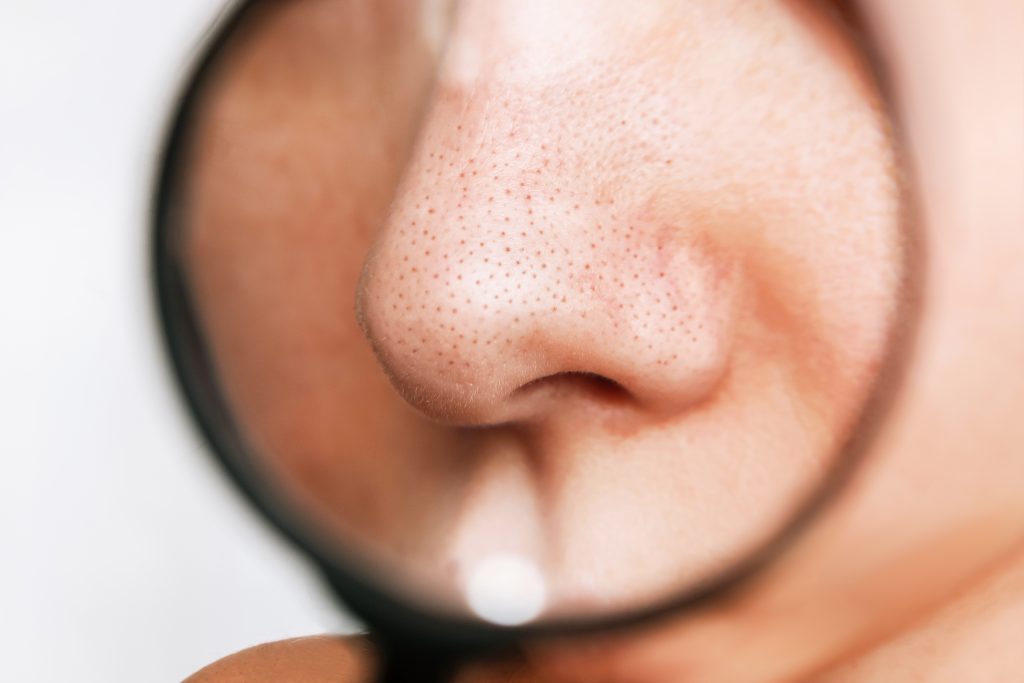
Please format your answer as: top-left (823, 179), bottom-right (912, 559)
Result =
top-left (154, 1), bottom-right (915, 680)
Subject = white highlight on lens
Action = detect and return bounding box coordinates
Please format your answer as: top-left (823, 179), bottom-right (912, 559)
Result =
top-left (465, 553), bottom-right (547, 626)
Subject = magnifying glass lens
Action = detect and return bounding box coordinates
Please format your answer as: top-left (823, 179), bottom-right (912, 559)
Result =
top-left (159, 0), bottom-right (907, 628)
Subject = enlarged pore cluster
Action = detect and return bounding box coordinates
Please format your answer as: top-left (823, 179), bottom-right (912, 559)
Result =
top-left (356, 83), bottom-right (738, 424)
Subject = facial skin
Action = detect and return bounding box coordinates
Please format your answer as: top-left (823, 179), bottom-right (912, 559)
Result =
top-left (355, 0), bottom-right (903, 610)
top-left (184, 0), bottom-right (901, 617)
top-left (180, 0), bottom-right (1024, 682)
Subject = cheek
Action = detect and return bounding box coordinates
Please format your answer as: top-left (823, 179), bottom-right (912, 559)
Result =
top-left (182, 0), bottom-right (468, 552)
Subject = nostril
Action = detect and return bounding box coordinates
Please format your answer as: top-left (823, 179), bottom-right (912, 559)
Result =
top-left (514, 371), bottom-right (632, 405)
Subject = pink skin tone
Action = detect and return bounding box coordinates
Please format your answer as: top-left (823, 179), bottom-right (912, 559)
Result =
top-left (353, 0), bottom-right (901, 610)
top-left (187, 0), bottom-right (901, 618)
top-left (178, 0), bottom-right (1024, 680)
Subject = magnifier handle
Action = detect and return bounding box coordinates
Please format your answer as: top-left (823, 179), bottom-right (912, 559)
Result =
top-left (375, 648), bottom-right (454, 683)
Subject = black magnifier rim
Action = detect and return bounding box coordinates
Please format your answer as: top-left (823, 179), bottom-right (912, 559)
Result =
top-left (152, 0), bottom-right (923, 653)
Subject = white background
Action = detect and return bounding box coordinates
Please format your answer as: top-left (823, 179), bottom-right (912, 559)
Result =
top-left (0, 2), bottom-right (357, 680)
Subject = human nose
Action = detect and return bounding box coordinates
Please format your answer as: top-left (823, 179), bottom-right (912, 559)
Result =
top-left (356, 108), bottom-right (739, 428)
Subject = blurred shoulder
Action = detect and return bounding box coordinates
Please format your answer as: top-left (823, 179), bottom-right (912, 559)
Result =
top-left (183, 636), bottom-right (372, 683)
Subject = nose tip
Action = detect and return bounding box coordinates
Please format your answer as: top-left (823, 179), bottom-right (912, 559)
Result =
top-left (356, 165), bottom-right (737, 426)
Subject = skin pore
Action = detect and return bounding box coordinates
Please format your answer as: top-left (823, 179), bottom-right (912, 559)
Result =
top-left (184, 0), bottom-right (900, 616)
top-left (180, 1), bottom-right (1024, 683)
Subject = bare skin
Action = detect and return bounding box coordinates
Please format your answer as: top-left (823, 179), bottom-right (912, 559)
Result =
top-left (184, 0), bottom-right (1024, 681)
top-left (184, 637), bottom-right (372, 683)
top-left (186, 0), bottom-right (901, 616)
